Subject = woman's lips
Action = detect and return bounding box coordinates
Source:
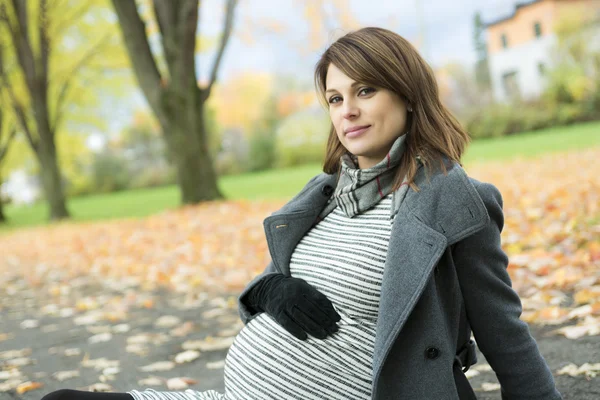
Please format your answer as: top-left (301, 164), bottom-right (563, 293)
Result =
top-left (346, 126), bottom-right (370, 138)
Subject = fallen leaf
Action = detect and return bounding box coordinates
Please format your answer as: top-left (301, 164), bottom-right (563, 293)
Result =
top-left (16, 381), bottom-right (44, 394)
top-left (480, 382), bottom-right (501, 391)
top-left (166, 377), bottom-right (197, 390)
top-left (0, 333), bottom-right (13, 342)
top-left (206, 360), bottom-right (226, 370)
top-left (64, 348), bottom-right (82, 357)
top-left (0, 380), bottom-right (21, 392)
top-left (155, 315), bottom-right (181, 328)
top-left (557, 362), bottom-right (600, 378)
top-left (7, 357), bottom-right (34, 367)
top-left (464, 369), bottom-right (480, 379)
top-left (551, 316), bottom-right (600, 339)
top-left (138, 377), bottom-right (164, 386)
top-left (20, 320), bottom-right (39, 329)
top-left (53, 370), bottom-right (80, 381)
top-left (140, 361), bottom-right (175, 372)
top-left (0, 349), bottom-right (32, 359)
top-left (174, 350), bottom-right (201, 364)
top-left (81, 357), bottom-right (120, 371)
top-left (170, 321), bottom-right (195, 337)
top-left (0, 370), bottom-right (22, 380)
top-left (182, 336), bottom-right (235, 352)
top-left (103, 367), bottom-right (120, 376)
top-left (113, 324), bottom-right (131, 333)
top-left (88, 332), bottom-right (113, 344)
top-left (126, 343), bottom-right (149, 356)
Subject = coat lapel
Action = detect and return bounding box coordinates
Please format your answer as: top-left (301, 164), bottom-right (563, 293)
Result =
top-left (262, 161), bottom-right (490, 381)
top-left (262, 174), bottom-right (337, 275)
top-left (371, 161), bottom-right (490, 386)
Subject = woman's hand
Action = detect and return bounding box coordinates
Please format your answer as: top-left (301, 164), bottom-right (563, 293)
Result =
top-left (248, 274), bottom-right (341, 340)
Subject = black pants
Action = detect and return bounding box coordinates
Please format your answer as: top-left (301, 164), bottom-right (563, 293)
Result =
top-left (41, 389), bottom-right (134, 400)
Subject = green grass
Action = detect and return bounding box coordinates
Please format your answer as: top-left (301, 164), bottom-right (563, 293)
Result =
top-left (461, 120), bottom-right (600, 164)
top-left (2, 120), bottom-right (599, 233)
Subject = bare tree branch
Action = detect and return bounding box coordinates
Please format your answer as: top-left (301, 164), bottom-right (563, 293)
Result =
top-left (51, 33), bottom-right (112, 133)
top-left (179, 0), bottom-right (198, 89)
top-left (39, 0), bottom-right (50, 83)
top-left (152, 0), bottom-right (178, 79)
top-left (0, 74), bottom-right (37, 151)
top-left (152, 0), bottom-right (198, 89)
top-left (0, 127), bottom-right (17, 162)
top-left (0, 20), bottom-right (18, 163)
top-left (0, 38), bottom-right (36, 151)
top-left (203, 0), bottom-right (237, 99)
top-left (10, 0), bottom-right (37, 94)
top-left (0, 3), bottom-right (19, 50)
top-left (111, 0), bottom-right (164, 119)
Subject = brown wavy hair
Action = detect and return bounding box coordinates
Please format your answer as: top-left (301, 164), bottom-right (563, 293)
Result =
top-left (314, 27), bottom-right (470, 192)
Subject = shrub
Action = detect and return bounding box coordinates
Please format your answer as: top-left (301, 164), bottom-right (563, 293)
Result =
top-left (129, 166), bottom-right (177, 189)
top-left (90, 151), bottom-right (131, 193)
top-left (214, 129), bottom-right (250, 176)
top-left (247, 129), bottom-right (277, 172)
top-left (274, 107), bottom-right (329, 168)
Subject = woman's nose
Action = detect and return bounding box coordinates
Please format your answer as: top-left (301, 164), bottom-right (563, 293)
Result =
top-left (342, 102), bottom-right (359, 119)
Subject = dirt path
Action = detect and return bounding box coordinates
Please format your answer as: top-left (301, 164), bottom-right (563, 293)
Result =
top-left (0, 281), bottom-right (597, 400)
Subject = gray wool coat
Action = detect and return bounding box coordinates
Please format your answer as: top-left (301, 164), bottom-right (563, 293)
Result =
top-left (237, 159), bottom-right (562, 400)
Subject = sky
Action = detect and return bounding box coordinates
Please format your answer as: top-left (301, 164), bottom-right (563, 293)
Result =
top-left (91, 0), bottom-right (524, 149)
top-left (197, 0), bottom-right (522, 81)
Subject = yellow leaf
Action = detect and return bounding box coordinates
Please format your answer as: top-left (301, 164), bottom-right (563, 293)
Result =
top-left (16, 381), bottom-right (44, 394)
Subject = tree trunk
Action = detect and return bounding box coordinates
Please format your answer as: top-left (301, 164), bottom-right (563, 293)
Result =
top-left (28, 55), bottom-right (70, 220)
top-left (111, 0), bottom-right (236, 206)
top-left (163, 96), bottom-right (223, 204)
top-left (0, 191), bottom-right (5, 223)
top-left (37, 138), bottom-right (69, 220)
top-left (0, 0), bottom-right (71, 221)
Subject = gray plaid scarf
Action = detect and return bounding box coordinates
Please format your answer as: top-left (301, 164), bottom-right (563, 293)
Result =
top-left (317, 133), bottom-right (412, 221)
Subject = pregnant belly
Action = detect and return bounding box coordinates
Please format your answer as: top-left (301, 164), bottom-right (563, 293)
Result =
top-left (223, 312), bottom-right (376, 397)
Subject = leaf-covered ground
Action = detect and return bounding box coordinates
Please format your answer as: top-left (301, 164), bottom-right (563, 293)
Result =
top-left (0, 148), bottom-right (599, 397)
top-left (466, 148), bottom-right (600, 338)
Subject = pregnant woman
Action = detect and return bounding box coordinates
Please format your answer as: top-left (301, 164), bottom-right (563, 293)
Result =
top-left (41, 27), bottom-right (562, 400)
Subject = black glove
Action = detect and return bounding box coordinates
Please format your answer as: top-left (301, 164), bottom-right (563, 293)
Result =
top-left (247, 273), bottom-right (342, 341)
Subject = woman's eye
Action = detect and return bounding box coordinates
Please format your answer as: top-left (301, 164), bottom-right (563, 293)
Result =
top-left (328, 87), bottom-right (374, 104)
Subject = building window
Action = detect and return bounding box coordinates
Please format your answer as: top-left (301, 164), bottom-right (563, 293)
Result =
top-left (502, 71), bottom-right (520, 99)
top-left (534, 22), bottom-right (542, 38)
top-left (501, 33), bottom-right (508, 49)
top-left (538, 62), bottom-right (546, 75)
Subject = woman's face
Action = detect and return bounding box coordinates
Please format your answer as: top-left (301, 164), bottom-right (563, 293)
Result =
top-left (325, 63), bottom-right (409, 169)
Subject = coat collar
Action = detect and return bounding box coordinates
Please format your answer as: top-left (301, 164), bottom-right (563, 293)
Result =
top-left (264, 160), bottom-right (490, 260)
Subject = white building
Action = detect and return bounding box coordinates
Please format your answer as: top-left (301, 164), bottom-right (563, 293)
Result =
top-left (486, 0), bottom-right (600, 102)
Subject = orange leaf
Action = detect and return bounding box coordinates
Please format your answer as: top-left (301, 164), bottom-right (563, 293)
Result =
top-left (16, 381), bottom-right (44, 394)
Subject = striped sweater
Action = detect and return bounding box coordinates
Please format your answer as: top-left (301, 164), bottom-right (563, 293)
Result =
top-left (129, 193), bottom-right (394, 400)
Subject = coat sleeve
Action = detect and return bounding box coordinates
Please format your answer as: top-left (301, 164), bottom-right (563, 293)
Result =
top-left (452, 181), bottom-right (562, 400)
top-left (237, 260), bottom-right (280, 325)
top-left (237, 173), bottom-right (324, 325)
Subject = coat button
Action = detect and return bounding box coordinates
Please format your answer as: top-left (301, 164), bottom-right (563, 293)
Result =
top-left (425, 347), bottom-right (440, 360)
top-left (321, 185), bottom-right (334, 197)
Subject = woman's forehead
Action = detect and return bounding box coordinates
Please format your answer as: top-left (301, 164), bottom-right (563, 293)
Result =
top-left (325, 64), bottom-right (359, 91)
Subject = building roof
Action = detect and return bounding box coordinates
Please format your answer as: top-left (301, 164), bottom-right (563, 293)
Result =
top-left (485, 0), bottom-right (543, 28)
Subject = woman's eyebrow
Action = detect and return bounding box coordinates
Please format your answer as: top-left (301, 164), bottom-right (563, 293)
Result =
top-left (325, 81), bottom-right (361, 94)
